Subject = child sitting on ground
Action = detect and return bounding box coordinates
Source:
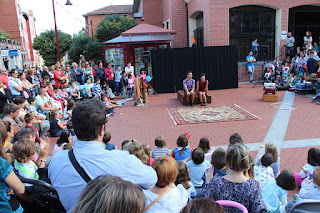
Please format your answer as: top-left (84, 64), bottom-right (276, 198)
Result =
top-left (52, 129), bottom-right (72, 156)
top-left (127, 141), bottom-right (149, 165)
top-left (295, 148), bottom-right (320, 187)
top-left (27, 97), bottom-right (46, 120)
top-left (151, 136), bottom-right (170, 160)
top-left (92, 77), bottom-right (104, 97)
top-left (63, 101), bottom-right (75, 122)
top-left (67, 123), bottom-right (77, 143)
top-left (53, 86), bottom-right (67, 106)
top-left (175, 161), bottom-right (196, 199)
top-left (49, 110), bottom-right (66, 137)
top-left (24, 113), bottom-right (42, 144)
top-left (282, 62), bottom-right (290, 78)
top-left (262, 169), bottom-right (297, 212)
top-left (254, 153), bottom-right (275, 185)
top-left (172, 133), bottom-right (193, 161)
top-left (12, 139), bottom-right (46, 186)
top-left (142, 144), bottom-right (154, 166)
top-left (101, 94), bottom-right (117, 116)
top-left (299, 167), bottom-right (320, 199)
top-left (103, 131), bottom-right (115, 150)
top-left (59, 86), bottom-right (71, 101)
top-left (70, 81), bottom-right (81, 101)
top-left (185, 148), bottom-right (211, 198)
top-left (256, 142), bottom-right (280, 177)
top-left (82, 78), bottom-right (94, 99)
top-left (198, 137), bottom-right (212, 161)
top-left (103, 85), bottom-right (115, 99)
top-left (310, 92), bottom-right (320, 104)
top-left (203, 147), bottom-right (227, 187)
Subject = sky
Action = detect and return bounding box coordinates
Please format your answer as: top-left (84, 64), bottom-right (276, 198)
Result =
top-left (20, 0), bottom-right (133, 36)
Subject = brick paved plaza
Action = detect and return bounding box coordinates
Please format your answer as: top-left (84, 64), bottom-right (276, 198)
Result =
top-left (103, 82), bottom-right (320, 199)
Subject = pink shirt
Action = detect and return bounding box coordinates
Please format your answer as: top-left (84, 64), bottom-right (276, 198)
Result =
top-left (128, 78), bottom-right (134, 88)
top-left (60, 90), bottom-right (68, 98)
top-left (0, 75), bottom-right (9, 88)
top-left (140, 74), bottom-right (147, 84)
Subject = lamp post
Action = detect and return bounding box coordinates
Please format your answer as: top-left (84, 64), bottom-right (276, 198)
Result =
top-left (52, 0), bottom-right (72, 63)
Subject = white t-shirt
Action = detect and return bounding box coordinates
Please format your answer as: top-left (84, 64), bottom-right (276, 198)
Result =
top-left (17, 109), bottom-right (27, 127)
top-left (254, 165), bottom-right (274, 185)
top-left (144, 185), bottom-right (188, 213)
top-left (125, 66), bottom-right (134, 74)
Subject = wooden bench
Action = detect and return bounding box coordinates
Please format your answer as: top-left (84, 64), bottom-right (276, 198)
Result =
top-left (177, 90), bottom-right (211, 105)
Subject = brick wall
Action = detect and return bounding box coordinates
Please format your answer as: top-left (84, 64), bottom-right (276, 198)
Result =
top-left (85, 13), bottom-right (134, 38)
top-left (143, 0), bottom-right (163, 27)
top-left (170, 0), bottom-right (188, 48)
top-left (0, 0), bottom-right (21, 42)
top-left (238, 66), bottom-right (263, 82)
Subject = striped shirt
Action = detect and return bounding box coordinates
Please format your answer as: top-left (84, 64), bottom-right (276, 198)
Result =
top-left (151, 147), bottom-right (170, 160)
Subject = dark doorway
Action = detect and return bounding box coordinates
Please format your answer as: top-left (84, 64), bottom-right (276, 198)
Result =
top-left (193, 12), bottom-right (204, 47)
top-left (289, 5), bottom-right (320, 50)
top-left (229, 6), bottom-right (276, 61)
top-left (151, 46), bottom-right (238, 93)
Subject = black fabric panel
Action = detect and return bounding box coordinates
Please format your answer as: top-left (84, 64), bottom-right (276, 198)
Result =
top-left (151, 46), bottom-right (238, 93)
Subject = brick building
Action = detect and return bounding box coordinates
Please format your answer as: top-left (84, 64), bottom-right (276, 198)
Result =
top-left (0, 0), bottom-right (40, 69)
top-left (132, 0), bottom-right (320, 82)
top-left (83, 5), bottom-right (133, 38)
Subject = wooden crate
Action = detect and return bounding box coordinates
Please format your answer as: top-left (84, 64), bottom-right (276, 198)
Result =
top-left (177, 90), bottom-right (211, 105)
top-left (263, 92), bottom-right (278, 102)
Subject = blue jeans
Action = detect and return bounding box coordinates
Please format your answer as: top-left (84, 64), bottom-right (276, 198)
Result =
top-left (51, 129), bottom-right (63, 137)
top-left (115, 82), bottom-right (121, 94)
top-left (129, 87), bottom-right (134, 98)
top-left (248, 66), bottom-right (254, 82)
top-left (122, 87), bottom-right (127, 99)
top-left (37, 108), bottom-right (49, 115)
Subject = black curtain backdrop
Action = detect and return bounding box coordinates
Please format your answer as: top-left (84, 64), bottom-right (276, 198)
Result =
top-left (151, 46), bottom-right (238, 93)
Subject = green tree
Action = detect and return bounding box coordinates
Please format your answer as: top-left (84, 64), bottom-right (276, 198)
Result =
top-left (68, 33), bottom-right (92, 63)
top-left (33, 30), bottom-right (72, 66)
top-left (95, 15), bottom-right (137, 43)
top-left (84, 41), bottom-right (103, 62)
top-left (0, 30), bottom-right (11, 38)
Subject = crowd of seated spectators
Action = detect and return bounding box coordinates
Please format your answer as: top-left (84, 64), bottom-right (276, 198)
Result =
top-left (0, 55), bottom-right (320, 212)
top-left (0, 95), bottom-right (319, 212)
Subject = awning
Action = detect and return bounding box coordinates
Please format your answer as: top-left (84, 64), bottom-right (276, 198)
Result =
top-left (103, 33), bottom-right (173, 44)
top-left (9, 49), bottom-right (19, 56)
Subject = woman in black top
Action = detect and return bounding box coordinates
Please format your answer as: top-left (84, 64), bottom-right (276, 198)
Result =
top-left (96, 61), bottom-right (106, 87)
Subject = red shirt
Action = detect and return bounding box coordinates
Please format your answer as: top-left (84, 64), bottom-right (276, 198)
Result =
top-left (0, 75), bottom-right (9, 88)
top-left (105, 68), bottom-right (114, 80)
top-left (54, 71), bottom-right (65, 87)
top-left (47, 89), bottom-right (54, 98)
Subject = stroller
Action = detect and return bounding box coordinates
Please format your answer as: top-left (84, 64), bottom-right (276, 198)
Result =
top-left (17, 169), bottom-right (66, 213)
top-left (287, 199), bottom-right (320, 213)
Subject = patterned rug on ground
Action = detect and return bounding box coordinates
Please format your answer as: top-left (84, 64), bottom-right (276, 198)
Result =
top-left (167, 104), bottom-right (260, 125)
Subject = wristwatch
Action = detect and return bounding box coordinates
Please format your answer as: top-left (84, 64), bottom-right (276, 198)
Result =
top-left (40, 159), bottom-right (47, 162)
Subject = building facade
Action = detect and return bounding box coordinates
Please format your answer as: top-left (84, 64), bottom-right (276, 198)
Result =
top-left (133, 0), bottom-right (320, 81)
top-left (83, 5), bottom-right (134, 38)
top-left (0, 0), bottom-right (40, 69)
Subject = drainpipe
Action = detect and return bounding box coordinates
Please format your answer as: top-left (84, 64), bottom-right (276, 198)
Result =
top-left (185, 2), bottom-right (189, 47)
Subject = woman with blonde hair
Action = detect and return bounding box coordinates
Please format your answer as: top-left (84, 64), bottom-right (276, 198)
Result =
top-left (203, 143), bottom-right (265, 212)
top-left (73, 176), bottom-right (145, 213)
top-left (144, 156), bottom-right (188, 213)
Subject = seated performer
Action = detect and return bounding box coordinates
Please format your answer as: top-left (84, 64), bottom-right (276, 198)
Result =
top-left (133, 75), bottom-right (147, 107)
top-left (183, 71), bottom-right (195, 107)
top-left (196, 73), bottom-right (209, 106)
